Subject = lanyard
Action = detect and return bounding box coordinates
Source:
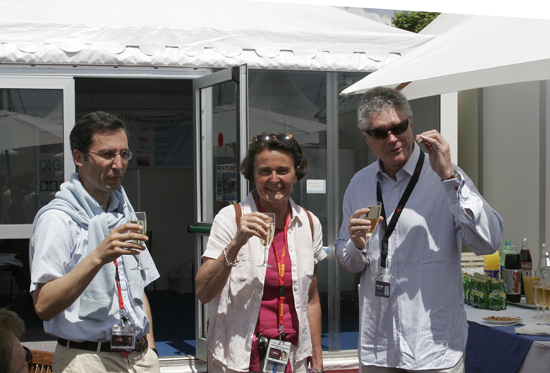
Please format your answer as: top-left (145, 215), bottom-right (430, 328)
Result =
top-left (113, 260), bottom-right (128, 326)
top-left (376, 150), bottom-right (424, 269)
top-left (257, 198), bottom-right (290, 339)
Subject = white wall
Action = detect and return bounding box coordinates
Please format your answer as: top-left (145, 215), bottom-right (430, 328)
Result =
top-left (461, 82), bottom-right (542, 263)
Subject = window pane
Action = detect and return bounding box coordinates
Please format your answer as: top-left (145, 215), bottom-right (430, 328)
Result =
top-left (337, 72), bottom-right (368, 349)
top-left (0, 89), bottom-right (63, 224)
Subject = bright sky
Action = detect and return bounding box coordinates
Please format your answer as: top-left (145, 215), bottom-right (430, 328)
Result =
top-left (337, 7), bottom-right (395, 25)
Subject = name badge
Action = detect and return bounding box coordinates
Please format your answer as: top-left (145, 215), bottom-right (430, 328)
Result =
top-left (263, 339), bottom-right (291, 373)
top-left (375, 280), bottom-right (391, 298)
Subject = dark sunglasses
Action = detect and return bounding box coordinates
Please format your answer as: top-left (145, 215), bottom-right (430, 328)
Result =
top-left (16, 346), bottom-right (33, 372)
top-left (364, 118), bottom-right (410, 140)
top-left (252, 133), bottom-right (294, 144)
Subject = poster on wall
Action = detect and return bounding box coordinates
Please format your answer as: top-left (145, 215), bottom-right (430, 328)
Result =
top-left (216, 163), bottom-right (237, 204)
top-left (122, 114), bottom-right (193, 168)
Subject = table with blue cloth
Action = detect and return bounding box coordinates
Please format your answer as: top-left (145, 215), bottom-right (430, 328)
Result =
top-left (465, 303), bottom-right (550, 372)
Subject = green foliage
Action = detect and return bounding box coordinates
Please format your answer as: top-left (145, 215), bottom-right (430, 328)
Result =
top-left (392, 11), bottom-right (440, 33)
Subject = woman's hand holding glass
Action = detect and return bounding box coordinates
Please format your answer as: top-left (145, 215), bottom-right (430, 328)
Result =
top-left (235, 212), bottom-right (275, 267)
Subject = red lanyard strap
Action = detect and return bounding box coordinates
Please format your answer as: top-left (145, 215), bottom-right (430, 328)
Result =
top-left (113, 260), bottom-right (128, 323)
top-left (258, 198), bottom-right (290, 339)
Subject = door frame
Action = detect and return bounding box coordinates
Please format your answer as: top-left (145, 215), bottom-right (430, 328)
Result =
top-left (192, 65), bottom-right (248, 361)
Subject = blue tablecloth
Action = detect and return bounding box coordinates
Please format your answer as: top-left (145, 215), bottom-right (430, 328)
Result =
top-left (466, 318), bottom-right (550, 372)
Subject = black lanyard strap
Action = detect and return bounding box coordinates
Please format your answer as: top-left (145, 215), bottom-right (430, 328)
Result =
top-left (376, 150), bottom-right (424, 268)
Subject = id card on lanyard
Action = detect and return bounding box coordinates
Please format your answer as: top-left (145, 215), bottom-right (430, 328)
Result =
top-left (375, 150), bottom-right (424, 298)
top-left (111, 260), bottom-right (137, 354)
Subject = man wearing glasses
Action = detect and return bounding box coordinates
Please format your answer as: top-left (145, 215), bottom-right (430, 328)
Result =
top-left (335, 87), bottom-right (503, 373)
top-left (0, 308), bottom-right (32, 373)
top-left (29, 112), bottom-right (160, 372)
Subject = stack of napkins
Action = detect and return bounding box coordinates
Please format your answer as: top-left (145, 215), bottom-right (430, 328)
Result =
top-left (515, 325), bottom-right (550, 335)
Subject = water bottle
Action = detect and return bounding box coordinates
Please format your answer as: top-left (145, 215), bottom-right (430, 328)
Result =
top-left (539, 243), bottom-right (550, 283)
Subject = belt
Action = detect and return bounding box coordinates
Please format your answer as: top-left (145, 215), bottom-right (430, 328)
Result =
top-left (57, 337), bottom-right (148, 353)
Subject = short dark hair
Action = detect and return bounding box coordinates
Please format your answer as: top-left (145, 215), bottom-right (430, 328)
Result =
top-left (357, 87), bottom-right (412, 130)
top-left (70, 111), bottom-right (130, 154)
top-left (241, 133), bottom-right (308, 182)
top-left (0, 308), bottom-right (25, 373)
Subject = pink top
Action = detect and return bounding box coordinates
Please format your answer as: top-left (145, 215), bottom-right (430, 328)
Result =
top-left (250, 228), bottom-right (299, 372)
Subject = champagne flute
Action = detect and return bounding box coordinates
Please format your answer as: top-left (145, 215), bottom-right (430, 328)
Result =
top-left (361, 201), bottom-right (382, 254)
top-left (129, 211), bottom-right (148, 271)
top-left (540, 282), bottom-right (548, 324)
top-left (258, 213), bottom-right (275, 268)
top-left (533, 280), bottom-right (542, 322)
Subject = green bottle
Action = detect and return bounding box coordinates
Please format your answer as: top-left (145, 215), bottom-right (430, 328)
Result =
top-left (500, 240), bottom-right (513, 286)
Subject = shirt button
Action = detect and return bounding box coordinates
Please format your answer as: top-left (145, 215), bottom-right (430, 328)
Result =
top-left (394, 187), bottom-right (398, 190)
top-left (395, 320), bottom-right (399, 325)
top-left (392, 275), bottom-right (395, 279)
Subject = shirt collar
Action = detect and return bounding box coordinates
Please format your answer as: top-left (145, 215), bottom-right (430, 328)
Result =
top-left (107, 192), bottom-right (120, 212)
top-left (376, 142), bottom-right (421, 182)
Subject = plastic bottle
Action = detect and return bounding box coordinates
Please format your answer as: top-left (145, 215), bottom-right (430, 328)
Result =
top-left (539, 243), bottom-right (550, 283)
top-left (484, 251), bottom-right (500, 279)
top-left (519, 238), bottom-right (532, 296)
top-left (504, 244), bottom-right (522, 303)
top-left (498, 278), bottom-right (507, 310)
top-left (500, 240), bottom-right (513, 283)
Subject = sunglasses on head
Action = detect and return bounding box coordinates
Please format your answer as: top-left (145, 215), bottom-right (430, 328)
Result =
top-left (364, 118), bottom-right (410, 140)
top-left (16, 346), bottom-right (33, 373)
top-left (252, 133), bottom-right (294, 144)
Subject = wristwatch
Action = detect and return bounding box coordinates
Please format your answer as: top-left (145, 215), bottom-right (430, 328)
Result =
top-left (449, 169), bottom-right (462, 181)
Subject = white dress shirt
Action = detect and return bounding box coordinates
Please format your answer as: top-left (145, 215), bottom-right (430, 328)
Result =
top-left (335, 143), bottom-right (504, 370)
top-left (202, 192), bottom-right (326, 372)
top-left (30, 193), bottom-right (160, 342)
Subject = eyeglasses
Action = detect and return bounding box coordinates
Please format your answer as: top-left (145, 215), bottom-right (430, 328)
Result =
top-left (87, 150), bottom-right (133, 162)
top-left (363, 118), bottom-right (410, 140)
top-left (252, 133), bottom-right (294, 144)
top-left (16, 346), bottom-right (33, 373)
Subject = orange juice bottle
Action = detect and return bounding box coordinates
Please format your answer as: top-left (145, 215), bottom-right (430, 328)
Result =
top-left (484, 251), bottom-right (500, 279)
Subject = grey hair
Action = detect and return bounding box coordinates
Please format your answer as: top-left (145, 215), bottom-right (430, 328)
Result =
top-left (357, 87), bottom-right (413, 129)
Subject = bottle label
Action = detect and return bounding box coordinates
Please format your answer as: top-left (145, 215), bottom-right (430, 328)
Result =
top-left (484, 270), bottom-right (499, 278)
top-left (505, 269), bottom-right (521, 295)
top-left (489, 290), bottom-right (501, 300)
top-left (521, 262), bottom-right (532, 271)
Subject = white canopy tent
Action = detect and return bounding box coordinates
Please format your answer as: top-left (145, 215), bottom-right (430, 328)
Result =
top-left (0, 0), bottom-right (434, 72)
top-left (341, 14), bottom-right (550, 99)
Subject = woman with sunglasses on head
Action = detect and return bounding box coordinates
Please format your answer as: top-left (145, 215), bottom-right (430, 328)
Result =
top-left (196, 133), bottom-right (326, 373)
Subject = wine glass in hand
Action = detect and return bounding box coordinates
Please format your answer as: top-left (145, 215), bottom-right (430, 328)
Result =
top-left (361, 201), bottom-right (382, 254)
top-left (129, 211), bottom-right (148, 271)
top-left (258, 213), bottom-right (275, 268)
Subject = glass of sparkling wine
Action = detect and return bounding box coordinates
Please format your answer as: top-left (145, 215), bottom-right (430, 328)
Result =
top-left (361, 201), bottom-right (382, 254)
top-left (258, 213), bottom-right (275, 267)
top-left (129, 211), bottom-right (148, 271)
top-left (533, 280), bottom-right (542, 322)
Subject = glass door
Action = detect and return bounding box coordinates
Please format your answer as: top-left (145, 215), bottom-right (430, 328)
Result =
top-left (0, 76), bottom-right (75, 239)
top-left (192, 65), bottom-right (248, 361)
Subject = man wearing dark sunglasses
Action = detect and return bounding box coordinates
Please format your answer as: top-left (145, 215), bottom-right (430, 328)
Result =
top-left (0, 307), bottom-right (31, 373)
top-left (335, 87), bottom-right (503, 373)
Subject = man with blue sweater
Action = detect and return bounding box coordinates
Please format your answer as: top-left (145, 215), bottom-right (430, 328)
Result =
top-left (30, 112), bottom-right (160, 372)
